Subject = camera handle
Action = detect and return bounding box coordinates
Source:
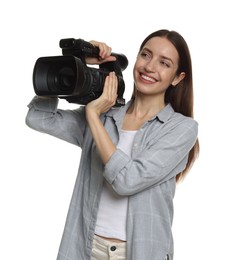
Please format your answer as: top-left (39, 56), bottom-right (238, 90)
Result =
top-left (59, 38), bottom-right (128, 71)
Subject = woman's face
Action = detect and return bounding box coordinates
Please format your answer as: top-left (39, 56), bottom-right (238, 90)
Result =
top-left (133, 36), bottom-right (184, 98)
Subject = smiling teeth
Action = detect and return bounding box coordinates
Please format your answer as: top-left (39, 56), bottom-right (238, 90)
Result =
top-left (141, 74), bottom-right (156, 82)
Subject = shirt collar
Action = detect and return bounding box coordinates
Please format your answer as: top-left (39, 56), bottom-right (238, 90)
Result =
top-left (104, 100), bottom-right (175, 125)
top-left (153, 103), bottom-right (175, 123)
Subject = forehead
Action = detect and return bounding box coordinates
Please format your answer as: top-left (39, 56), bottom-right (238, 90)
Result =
top-left (143, 37), bottom-right (179, 61)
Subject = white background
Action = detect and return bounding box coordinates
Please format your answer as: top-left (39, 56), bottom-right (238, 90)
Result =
top-left (1, 0), bottom-right (237, 259)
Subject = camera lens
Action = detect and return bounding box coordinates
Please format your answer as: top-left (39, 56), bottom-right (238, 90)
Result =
top-left (55, 67), bottom-right (75, 91)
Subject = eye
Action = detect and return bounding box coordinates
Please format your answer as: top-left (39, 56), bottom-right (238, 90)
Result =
top-left (140, 51), bottom-right (151, 59)
top-left (160, 60), bottom-right (170, 68)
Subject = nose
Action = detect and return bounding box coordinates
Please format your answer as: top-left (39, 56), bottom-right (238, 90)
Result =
top-left (144, 58), bottom-right (157, 72)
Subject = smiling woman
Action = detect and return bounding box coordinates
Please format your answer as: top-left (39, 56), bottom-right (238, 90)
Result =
top-left (26, 29), bottom-right (199, 260)
top-left (133, 37), bottom-right (185, 104)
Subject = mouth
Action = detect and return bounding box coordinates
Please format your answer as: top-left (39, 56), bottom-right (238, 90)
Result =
top-left (140, 73), bottom-right (158, 83)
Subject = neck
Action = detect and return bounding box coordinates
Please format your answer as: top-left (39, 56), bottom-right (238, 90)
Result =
top-left (128, 95), bottom-right (165, 119)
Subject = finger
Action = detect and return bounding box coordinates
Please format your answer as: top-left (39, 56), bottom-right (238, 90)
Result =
top-left (88, 41), bottom-right (116, 63)
top-left (100, 44), bottom-right (111, 59)
top-left (89, 40), bottom-right (108, 58)
top-left (99, 44), bottom-right (113, 59)
top-left (108, 72), bottom-right (118, 99)
top-left (102, 74), bottom-right (111, 99)
top-left (103, 73), bottom-right (117, 103)
top-left (101, 55), bottom-right (117, 63)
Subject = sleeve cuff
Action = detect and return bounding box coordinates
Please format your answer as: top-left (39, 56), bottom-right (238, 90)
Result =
top-left (104, 149), bottom-right (130, 184)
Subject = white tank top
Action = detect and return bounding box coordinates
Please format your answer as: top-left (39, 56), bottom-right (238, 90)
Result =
top-left (95, 129), bottom-right (137, 241)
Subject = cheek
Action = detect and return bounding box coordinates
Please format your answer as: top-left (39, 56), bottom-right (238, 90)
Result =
top-left (134, 57), bottom-right (145, 69)
top-left (161, 70), bottom-right (177, 82)
top-left (133, 63), bottom-right (139, 79)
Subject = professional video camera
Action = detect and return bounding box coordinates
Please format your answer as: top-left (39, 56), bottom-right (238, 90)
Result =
top-left (33, 38), bottom-right (128, 106)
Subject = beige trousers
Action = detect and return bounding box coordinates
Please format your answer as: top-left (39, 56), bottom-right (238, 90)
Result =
top-left (91, 235), bottom-right (126, 260)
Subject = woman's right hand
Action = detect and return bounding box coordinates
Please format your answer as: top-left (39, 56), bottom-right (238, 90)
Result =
top-left (85, 40), bottom-right (116, 65)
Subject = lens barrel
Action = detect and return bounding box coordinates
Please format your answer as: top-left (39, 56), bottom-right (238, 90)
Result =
top-left (33, 56), bottom-right (85, 96)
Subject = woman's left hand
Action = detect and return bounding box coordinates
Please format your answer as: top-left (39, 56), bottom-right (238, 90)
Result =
top-left (85, 72), bottom-right (118, 164)
top-left (86, 72), bottom-right (118, 117)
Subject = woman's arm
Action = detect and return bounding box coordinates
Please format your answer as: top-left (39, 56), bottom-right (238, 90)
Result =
top-left (85, 72), bottom-right (118, 164)
top-left (26, 96), bottom-right (87, 146)
top-left (104, 117), bottom-right (198, 196)
top-left (83, 40), bottom-right (119, 163)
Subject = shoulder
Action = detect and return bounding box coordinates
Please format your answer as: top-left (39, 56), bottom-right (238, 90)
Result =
top-left (172, 111), bottom-right (198, 128)
top-left (167, 112), bottom-right (198, 142)
top-left (157, 104), bottom-right (198, 139)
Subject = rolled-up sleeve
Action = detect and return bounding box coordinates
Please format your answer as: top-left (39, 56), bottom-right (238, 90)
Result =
top-left (25, 96), bottom-right (87, 147)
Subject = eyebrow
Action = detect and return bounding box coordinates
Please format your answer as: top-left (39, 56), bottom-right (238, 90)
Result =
top-left (142, 47), bottom-right (174, 65)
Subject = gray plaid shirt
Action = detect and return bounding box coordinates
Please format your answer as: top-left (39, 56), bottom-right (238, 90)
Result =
top-left (26, 96), bottom-right (198, 260)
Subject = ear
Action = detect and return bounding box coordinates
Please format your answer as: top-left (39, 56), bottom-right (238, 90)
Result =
top-left (171, 72), bottom-right (185, 87)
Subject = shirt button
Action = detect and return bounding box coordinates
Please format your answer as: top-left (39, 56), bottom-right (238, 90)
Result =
top-left (110, 246), bottom-right (116, 251)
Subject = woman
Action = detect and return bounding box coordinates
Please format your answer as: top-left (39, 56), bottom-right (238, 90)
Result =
top-left (26, 29), bottom-right (199, 260)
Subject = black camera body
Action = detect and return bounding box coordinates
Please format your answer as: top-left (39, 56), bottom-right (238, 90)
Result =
top-left (33, 38), bottom-right (128, 106)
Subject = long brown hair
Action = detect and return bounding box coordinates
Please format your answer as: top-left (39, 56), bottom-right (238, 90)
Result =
top-left (137, 29), bottom-right (199, 182)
